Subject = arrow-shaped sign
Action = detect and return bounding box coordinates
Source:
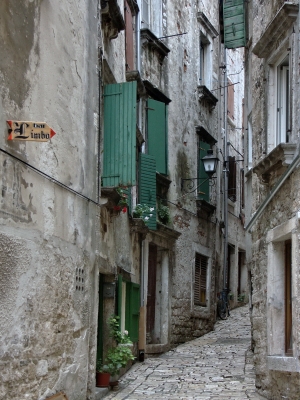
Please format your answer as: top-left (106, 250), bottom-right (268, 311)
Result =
top-left (7, 121), bottom-right (56, 142)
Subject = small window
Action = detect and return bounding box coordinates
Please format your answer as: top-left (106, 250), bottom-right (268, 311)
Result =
top-left (194, 253), bottom-right (208, 306)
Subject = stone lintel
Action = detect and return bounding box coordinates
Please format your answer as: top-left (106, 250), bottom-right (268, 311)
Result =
top-left (252, 3), bottom-right (299, 59)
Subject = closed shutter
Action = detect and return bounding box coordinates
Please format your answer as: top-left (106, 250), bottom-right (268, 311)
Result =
top-left (139, 153), bottom-right (157, 230)
top-left (223, 0), bottom-right (246, 49)
top-left (147, 99), bottom-right (168, 175)
top-left (125, 282), bottom-right (140, 342)
top-left (198, 141), bottom-right (210, 202)
top-left (102, 81), bottom-right (137, 187)
top-left (194, 253), bottom-right (208, 306)
top-left (228, 156), bottom-right (236, 201)
top-left (125, 0), bottom-right (134, 71)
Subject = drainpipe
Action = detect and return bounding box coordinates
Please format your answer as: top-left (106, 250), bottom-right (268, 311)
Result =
top-left (222, 48), bottom-right (229, 299)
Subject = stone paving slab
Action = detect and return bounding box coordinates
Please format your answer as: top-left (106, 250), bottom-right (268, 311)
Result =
top-left (103, 305), bottom-right (265, 400)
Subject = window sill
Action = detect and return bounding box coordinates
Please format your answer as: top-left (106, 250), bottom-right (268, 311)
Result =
top-left (101, 0), bottom-right (125, 40)
top-left (197, 85), bottom-right (218, 112)
top-left (253, 143), bottom-right (297, 185)
top-left (267, 356), bottom-right (300, 373)
top-left (140, 28), bottom-right (170, 61)
top-left (196, 199), bottom-right (216, 216)
top-left (191, 307), bottom-right (211, 320)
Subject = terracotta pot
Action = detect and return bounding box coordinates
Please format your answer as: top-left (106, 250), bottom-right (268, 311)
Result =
top-left (96, 372), bottom-right (110, 387)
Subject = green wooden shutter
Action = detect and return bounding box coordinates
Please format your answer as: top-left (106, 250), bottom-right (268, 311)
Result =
top-left (125, 282), bottom-right (140, 342)
top-left (139, 153), bottom-right (157, 230)
top-left (147, 99), bottom-right (168, 175)
top-left (103, 81), bottom-right (137, 187)
top-left (223, 0), bottom-right (246, 49)
top-left (199, 141), bottom-right (210, 202)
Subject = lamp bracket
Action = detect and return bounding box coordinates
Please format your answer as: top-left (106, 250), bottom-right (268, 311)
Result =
top-left (181, 177), bottom-right (216, 194)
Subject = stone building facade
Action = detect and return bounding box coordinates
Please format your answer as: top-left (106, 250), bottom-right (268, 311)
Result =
top-left (0, 2), bottom-right (101, 400)
top-left (245, 0), bottom-right (300, 398)
top-left (0, 1), bottom-right (246, 399)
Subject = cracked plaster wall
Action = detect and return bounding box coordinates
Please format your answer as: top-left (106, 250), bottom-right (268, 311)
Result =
top-left (0, 1), bottom-right (100, 400)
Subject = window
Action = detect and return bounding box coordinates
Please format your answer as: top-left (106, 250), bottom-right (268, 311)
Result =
top-left (198, 140), bottom-right (210, 202)
top-left (194, 253), bottom-right (208, 306)
top-left (276, 55), bottom-right (290, 146)
top-left (199, 33), bottom-right (211, 89)
top-left (228, 156), bottom-right (236, 202)
top-left (141, 0), bottom-right (162, 38)
top-left (141, 0), bottom-right (150, 29)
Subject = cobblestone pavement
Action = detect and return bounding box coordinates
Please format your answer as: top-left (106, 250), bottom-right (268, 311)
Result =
top-left (103, 305), bottom-right (263, 400)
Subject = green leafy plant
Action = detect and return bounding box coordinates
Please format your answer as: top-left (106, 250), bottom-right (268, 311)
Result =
top-left (100, 315), bottom-right (135, 376)
top-left (157, 201), bottom-right (170, 225)
top-left (238, 293), bottom-right (246, 302)
top-left (104, 345), bottom-right (135, 376)
top-left (96, 358), bottom-right (108, 373)
top-left (132, 204), bottom-right (155, 225)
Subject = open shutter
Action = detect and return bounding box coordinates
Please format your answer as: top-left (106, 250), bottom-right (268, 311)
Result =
top-left (198, 141), bottom-right (210, 202)
top-left (139, 153), bottom-right (157, 230)
top-left (125, 282), bottom-right (140, 342)
top-left (117, 275), bottom-right (123, 320)
top-left (103, 81), bottom-right (137, 187)
top-left (147, 99), bottom-right (168, 175)
top-left (223, 0), bottom-right (246, 49)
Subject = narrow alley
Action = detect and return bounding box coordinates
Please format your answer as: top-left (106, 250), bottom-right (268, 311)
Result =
top-left (100, 305), bottom-right (262, 400)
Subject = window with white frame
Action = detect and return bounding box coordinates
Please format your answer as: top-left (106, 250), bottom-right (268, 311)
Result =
top-left (267, 52), bottom-right (291, 152)
top-left (141, 0), bottom-right (162, 38)
top-left (276, 55), bottom-right (290, 146)
top-left (142, 0), bottom-right (150, 29)
top-left (199, 32), bottom-right (211, 89)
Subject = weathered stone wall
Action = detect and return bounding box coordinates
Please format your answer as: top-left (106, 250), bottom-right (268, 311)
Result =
top-left (247, 0), bottom-right (300, 395)
top-left (162, 0), bottom-right (221, 344)
top-left (0, 1), bottom-right (100, 399)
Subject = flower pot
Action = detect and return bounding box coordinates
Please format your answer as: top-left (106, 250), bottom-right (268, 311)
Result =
top-left (96, 372), bottom-right (110, 388)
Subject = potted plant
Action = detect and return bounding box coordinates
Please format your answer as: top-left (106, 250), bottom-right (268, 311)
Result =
top-left (95, 359), bottom-right (110, 388)
top-left (114, 187), bottom-right (129, 213)
top-left (157, 201), bottom-right (170, 225)
top-left (104, 316), bottom-right (135, 386)
top-left (132, 203), bottom-right (154, 225)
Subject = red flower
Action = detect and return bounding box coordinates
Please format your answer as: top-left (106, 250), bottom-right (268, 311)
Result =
top-left (114, 205), bottom-right (121, 211)
top-left (122, 207), bottom-right (127, 213)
